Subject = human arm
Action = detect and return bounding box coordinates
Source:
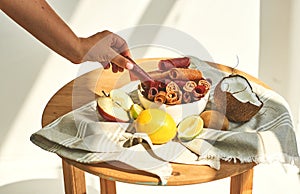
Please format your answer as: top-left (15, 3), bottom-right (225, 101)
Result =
top-left (0, 0), bottom-right (133, 72)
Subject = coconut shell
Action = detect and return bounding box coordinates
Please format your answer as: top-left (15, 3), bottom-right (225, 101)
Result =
top-left (213, 74), bottom-right (263, 123)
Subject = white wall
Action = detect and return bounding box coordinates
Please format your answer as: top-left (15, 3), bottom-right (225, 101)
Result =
top-left (259, 0), bottom-right (300, 132)
top-left (160, 0), bottom-right (260, 76)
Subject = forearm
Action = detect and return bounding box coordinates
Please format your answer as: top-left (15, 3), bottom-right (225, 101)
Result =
top-left (0, 0), bottom-right (83, 63)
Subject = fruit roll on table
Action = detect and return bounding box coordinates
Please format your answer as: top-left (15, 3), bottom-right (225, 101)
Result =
top-left (147, 87), bottom-right (159, 101)
top-left (169, 68), bottom-right (203, 80)
top-left (158, 57), bottom-right (190, 70)
top-left (182, 91), bottom-right (192, 103)
top-left (198, 79), bottom-right (211, 90)
top-left (166, 90), bottom-right (182, 105)
top-left (148, 70), bottom-right (170, 80)
top-left (153, 91), bottom-right (167, 104)
top-left (166, 79), bottom-right (187, 88)
top-left (192, 85), bottom-right (209, 100)
top-left (183, 81), bottom-right (198, 92)
top-left (166, 81), bottom-right (181, 93)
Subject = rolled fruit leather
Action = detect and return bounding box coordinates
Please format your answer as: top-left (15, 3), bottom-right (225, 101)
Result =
top-left (158, 57), bottom-right (190, 70)
top-left (126, 56), bottom-right (155, 83)
top-left (129, 57), bottom-right (191, 80)
top-left (169, 68), bottom-right (203, 80)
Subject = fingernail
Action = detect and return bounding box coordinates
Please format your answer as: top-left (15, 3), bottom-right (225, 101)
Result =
top-left (126, 62), bottom-right (134, 70)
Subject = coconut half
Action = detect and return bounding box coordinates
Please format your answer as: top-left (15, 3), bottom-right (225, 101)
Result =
top-left (213, 74), bottom-right (263, 122)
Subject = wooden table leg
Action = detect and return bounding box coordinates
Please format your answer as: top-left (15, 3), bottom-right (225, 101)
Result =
top-left (230, 168), bottom-right (254, 194)
top-left (100, 178), bottom-right (117, 194)
top-left (62, 159), bottom-right (87, 194)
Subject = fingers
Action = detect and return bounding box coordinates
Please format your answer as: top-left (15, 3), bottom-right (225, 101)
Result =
top-left (102, 61), bottom-right (110, 69)
top-left (99, 32), bottom-right (133, 72)
top-left (110, 52), bottom-right (134, 71)
top-left (82, 30), bottom-right (133, 73)
top-left (111, 63), bottom-right (117, 73)
top-left (110, 63), bottom-right (124, 73)
top-left (101, 49), bottom-right (133, 73)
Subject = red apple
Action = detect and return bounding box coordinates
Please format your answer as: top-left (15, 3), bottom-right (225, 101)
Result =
top-left (97, 97), bottom-right (130, 122)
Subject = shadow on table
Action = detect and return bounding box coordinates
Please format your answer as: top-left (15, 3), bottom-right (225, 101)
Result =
top-left (0, 178), bottom-right (98, 194)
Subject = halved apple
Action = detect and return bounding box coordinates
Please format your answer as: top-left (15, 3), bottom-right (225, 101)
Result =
top-left (97, 97), bottom-right (130, 122)
top-left (109, 89), bottom-right (134, 111)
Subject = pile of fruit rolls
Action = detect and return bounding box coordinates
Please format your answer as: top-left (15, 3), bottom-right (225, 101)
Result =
top-left (140, 57), bottom-right (211, 105)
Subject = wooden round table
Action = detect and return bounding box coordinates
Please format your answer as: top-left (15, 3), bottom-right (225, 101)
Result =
top-left (42, 58), bottom-right (268, 194)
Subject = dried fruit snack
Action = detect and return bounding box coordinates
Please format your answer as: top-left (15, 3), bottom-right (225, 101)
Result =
top-left (140, 57), bottom-right (211, 106)
top-left (158, 57), bottom-right (190, 70)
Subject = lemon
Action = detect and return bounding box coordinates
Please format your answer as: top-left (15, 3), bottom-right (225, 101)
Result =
top-left (129, 104), bottom-right (144, 120)
top-left (135, 109), bottom-right (177, 144)
top-left (177, 115), bottom-right (204, 141)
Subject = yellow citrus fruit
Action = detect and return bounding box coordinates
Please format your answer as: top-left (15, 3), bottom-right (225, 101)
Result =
top-left (135, 109), bottom-right (177, 144)
top-left (177, 115), bottom-right (204, 141)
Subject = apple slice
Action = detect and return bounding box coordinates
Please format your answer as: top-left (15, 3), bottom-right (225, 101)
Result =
top-left (109, 89), bottom-right (134, 111)
top-left (97, 97), bottom-right (130, 122)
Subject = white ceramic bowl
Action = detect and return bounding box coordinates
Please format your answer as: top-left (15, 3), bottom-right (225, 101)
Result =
top-left (137, 88), bottom-right (210, 124)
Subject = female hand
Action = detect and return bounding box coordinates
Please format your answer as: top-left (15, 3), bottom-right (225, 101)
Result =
top-left (79, 30), bottom-right (134, 73)
top-left (0, 0), bottom-right (133, 73)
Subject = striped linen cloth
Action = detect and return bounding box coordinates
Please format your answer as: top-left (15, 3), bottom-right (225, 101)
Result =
top-left (31, 61), bottom-right (300, 184)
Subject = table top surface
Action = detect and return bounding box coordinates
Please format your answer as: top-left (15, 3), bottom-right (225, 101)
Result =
top-left (41, 58), bottom-right (265, 186)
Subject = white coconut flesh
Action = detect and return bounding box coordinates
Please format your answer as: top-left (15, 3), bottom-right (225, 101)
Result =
top-left (220, 76), bottom-right (262, 106)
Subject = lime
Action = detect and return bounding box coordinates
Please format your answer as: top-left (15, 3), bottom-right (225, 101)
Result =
top-left (129, 104), bottom-right (144, 120)
top-left (177, 115), bottom-right (204, 141)
top-left (135, 109), bottom-right (177, 144)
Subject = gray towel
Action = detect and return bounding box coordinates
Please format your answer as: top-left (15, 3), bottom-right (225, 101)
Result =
top-left (31, 61), bottom-right (300, 185)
